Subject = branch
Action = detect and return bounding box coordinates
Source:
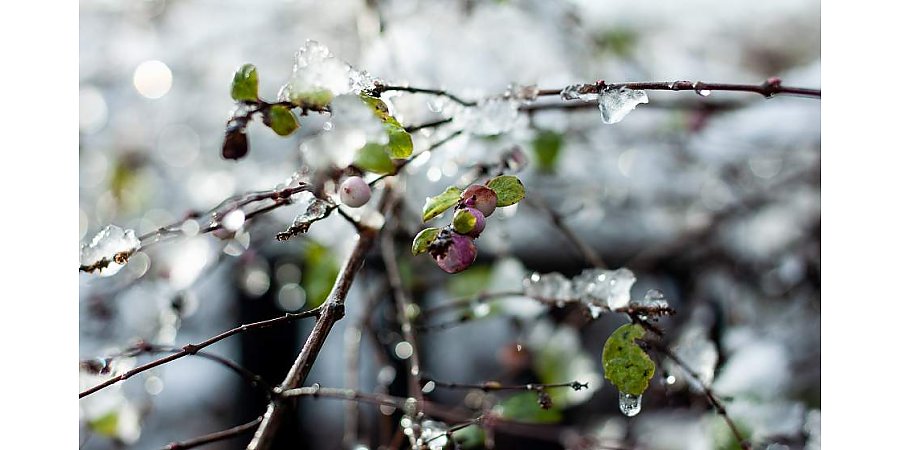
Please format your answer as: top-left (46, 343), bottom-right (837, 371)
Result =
top-left (79, 307), bottom-right (321, 398)
top-left (246, 215), bottom-right (384, 450)
top-left (525, 194), bottom-right (606, 268)
top-left (163, 417), bottom-right (263, 450)
top-left (644, 340), bottom-right (750, 450)
top-left (423, 378), bottom-right (588, 393)
top-left (381, 217), bottom-right (425, 404)
top-left (374, 83), bottom-right (476, 107)
top-left (539, 77), bottom-right (820, 99)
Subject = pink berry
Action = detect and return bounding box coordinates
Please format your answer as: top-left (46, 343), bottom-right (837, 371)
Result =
top-left (434, 233), bottom-right (477, 273)
top-left (340, 176), bottom-right (371, 208)
top-left (461, 184), bottom-right (498, 217)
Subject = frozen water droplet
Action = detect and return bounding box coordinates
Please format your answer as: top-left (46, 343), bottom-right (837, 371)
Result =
top-left (698, 89), bottom-right (711, 97)
top-left (322, 121), bottom-right (333, 131)
top-left (80, 225), bottom-right (142, 275)
top-left (508, 83), bottom-right (539, 103)
top-left (560, 84), bottom-right (598, 102)
top-left (523, 272), bottom-right (573, 301)
top-left (598, 87), bottom-right (649, 124)
top-left (631, 288), bottom-right (669, 309)
top-left (618, 391), bottom-right (642, 417)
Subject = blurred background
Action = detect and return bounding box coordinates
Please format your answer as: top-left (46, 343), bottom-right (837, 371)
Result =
top-left (79, 0), bottom-right (820, 449)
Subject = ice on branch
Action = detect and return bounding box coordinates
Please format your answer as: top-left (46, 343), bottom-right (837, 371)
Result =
top-left (401, 416), bottom-right (449, 450)
top-left (455, 84), bottom-right (536, 135)
top-left (524, 268), bottom-right (646, 318)
top-left (80, 225), bottom-right (142, 276)
top-left (559, 84), bottom-right (649, 124)
top-left (598, 87), bottom-right (649, 124)
top-left (276, 196), bottom-right (332, 240)
top-left (277, 40), bottom-right (375, 107)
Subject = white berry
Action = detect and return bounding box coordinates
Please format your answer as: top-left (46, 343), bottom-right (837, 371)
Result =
top-left (339, 176), bottom-right (371, 208)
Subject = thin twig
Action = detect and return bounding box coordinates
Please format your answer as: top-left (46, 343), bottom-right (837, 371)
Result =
top-left (375, 84), bottom-right (477, 107)
top-left (424, 378), bottom-right (588, 393)
top-left (79, 307), bottom-right (321, 398)
top-left (368, 130), bottom-right (465, 187)
top-left (538, 78), bottom-right (820, 99)
top-left (645, 340), bottom-right (750, 450)
top-left (526, 194), bottom-right (606, 268)
top-left (163, 417), bottom-right (264, 450)
top-left (381, 201), bottom-right (426, 405)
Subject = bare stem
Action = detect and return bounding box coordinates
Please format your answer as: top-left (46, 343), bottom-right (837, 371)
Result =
top-left (645, 340), bottom-right (750, 450)
top-left (381, 208), bottom-right (426, 405)
top-left (525, 194), bottom-right (606, 268)
top-left (246, 208), bottom-right (386, 450)
top-left (163, 417), bottom-right (263, 450)
top-left (79, 307), bottom-right (321, 398)
top-left (424, 378), bottom-right (588, 392)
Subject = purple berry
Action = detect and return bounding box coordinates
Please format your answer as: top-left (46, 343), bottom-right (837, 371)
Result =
top-left (452, 207), bottom-right (486, 237)
top-left (434, 232), bottom-right (477, 273)
top-left (340, 176), bottom-right (371, 208)
top-left (461, 184), bottom-right (498, 217)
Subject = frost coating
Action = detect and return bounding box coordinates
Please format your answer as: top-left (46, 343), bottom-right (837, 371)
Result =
top-left (524, 268), bottom-right (638, 316)
top-left (277, 40), bottom-right (374, 106)
top-left (80, 225), bottom-right (141, 275)
top-left (456, 97), bottom-right (520, 136)
top-left (598, 87), bottom-right (649, 124)
top-left (573, 268), bottom-right (636, 312)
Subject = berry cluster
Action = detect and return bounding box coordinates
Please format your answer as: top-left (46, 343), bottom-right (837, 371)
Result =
top-left (413, 176), bottom-right (525, 273)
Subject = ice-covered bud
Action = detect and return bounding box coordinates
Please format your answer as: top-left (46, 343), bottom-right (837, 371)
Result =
top-left (451, 207), bottom-right (486, 237)
top-left (339, 176), bottom-right (371, 208)
top-left (434, 232), bottom-right (477, 273)
top-left (461, 184), bottom-right (498, 217)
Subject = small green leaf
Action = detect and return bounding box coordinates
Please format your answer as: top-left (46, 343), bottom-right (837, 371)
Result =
top-left (452, 209), bottom-right (477, 234)
top-left (422, 186), bottom-right (462, 222)
top-left (385, 122), bottom-right (413, 159)
top-left (230, 64), bottom-right (259, 101)
top-left (532, 130), bottom-right (564, 172)
top-left (495, 392), bottom-right (563, 423)
top-left (602, 323), bottom-right (655, 396)
top-left (88, 411), bottom-right (119, 437)
top-left (412, 227), bottom-right (440, 255)
top-left (355, 143), bottom-right (395, 174)
top-left (285, 88), bottom-right (334, 108)
top-left (359, 94), bottom-right (413, 159)
top-left (264, 105), bottom-right (299, 136)
top-left (486, 175), bottom-right (526, 207)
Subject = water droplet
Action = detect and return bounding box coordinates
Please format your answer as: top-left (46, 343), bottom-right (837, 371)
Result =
top-left (322, 121), bottom-right (334, 131)
top-left (618, 391), bottom-right (642, 417)
top-left (698, 89), bottom-right (711, 97)
top-left (598, 87), bottom-right (649, 124)
top-left (222, 209), bottom-right (246, 232)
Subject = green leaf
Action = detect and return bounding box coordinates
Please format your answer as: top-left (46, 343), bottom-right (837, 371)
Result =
top-left (359, 94), bottom-right (392, 121)
top-left (422, 186), bottom-right (462, 222)
top-left (88, 411), bottom-right (119, 437)
top-left (411, 227), bottom-right (440, 255)
top-left (532, 130), bottom-right (564, 172)
top-left (264, 105), bottom-right (299, 136)
top-left (486, 175), bottom-right (526, 207)
top-left (230, 64), bottom-right (259, 101)
top-left (495, 392), bottom-right (563, 424)
top-left (285, 88), bottom-right (334, 108)
top-left (602, 323), bottom-right (655, 396)
top-left (302, 241), bottom-right (340, 308)
top-left (452, 209), bottom-right (477, 234)
top-left (355, 143), bottom-right (395, 174)
top-left (385, 122), bottom-right (413, 159)
top-left (359, 94), bottom-right (413, 159)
